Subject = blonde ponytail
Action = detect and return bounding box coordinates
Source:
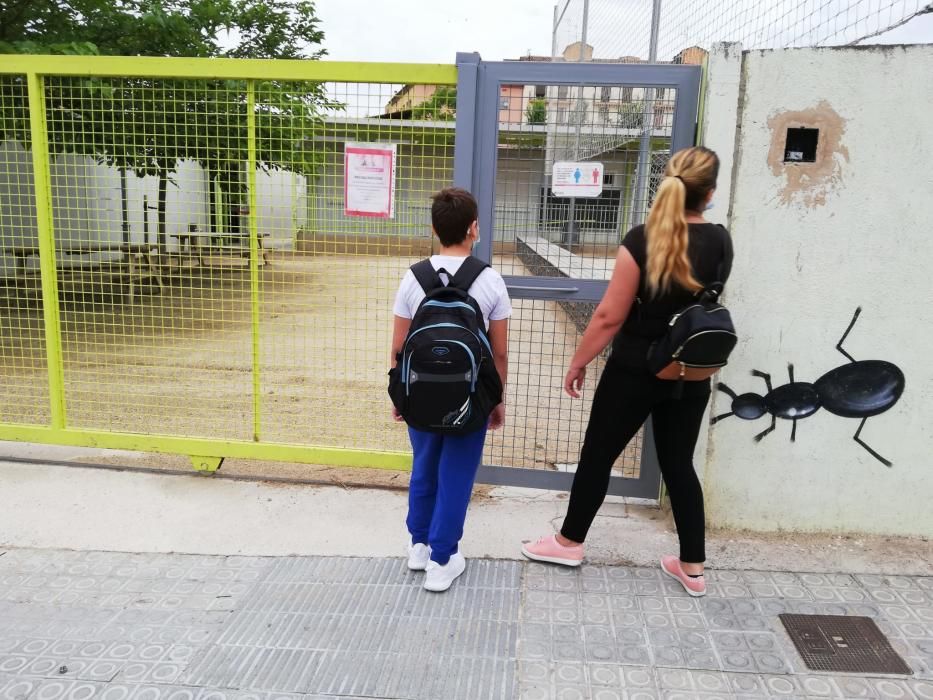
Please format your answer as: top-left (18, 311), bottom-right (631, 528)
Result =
top-left (644, 147), bottom-right (719, 297)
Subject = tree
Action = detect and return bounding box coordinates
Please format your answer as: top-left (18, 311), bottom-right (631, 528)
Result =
top-left (617, 101), bottom-right (645, 129)
top-left (410, 87), bottom-right (456, 121)
top-left (0, 0), bottom-right (335, 246)
top-left (0, 0), bottom-right (233, 57)
top-left (525, 98), bottom-right (546, 125)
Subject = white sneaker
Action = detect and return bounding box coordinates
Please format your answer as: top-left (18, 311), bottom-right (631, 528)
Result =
top-left (407, 543), bottom-right (431, 571)
top-left (423, 552), bottom-right (466, 592)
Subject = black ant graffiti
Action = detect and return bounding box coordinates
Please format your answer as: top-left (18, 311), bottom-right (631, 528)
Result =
top-left (711, 308), bottom-right (905, 466)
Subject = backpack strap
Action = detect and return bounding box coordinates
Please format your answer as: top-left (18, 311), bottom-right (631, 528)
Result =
top-left (411, 259), bottom-right (443, 294)
top-left (448, 256), bottom-right (490, 293)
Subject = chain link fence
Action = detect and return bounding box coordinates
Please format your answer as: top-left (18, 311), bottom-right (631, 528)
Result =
top-left (553, 0), bottom-right (933, 64)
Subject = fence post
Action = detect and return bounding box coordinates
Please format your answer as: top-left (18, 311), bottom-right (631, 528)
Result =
top-left (247, 79), bottom-right (261, 442)
top-left (453, 53), bottom-right (480, 192)
top-left (26, 72), bottom-right (66, 430)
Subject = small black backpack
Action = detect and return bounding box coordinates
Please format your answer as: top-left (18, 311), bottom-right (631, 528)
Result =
top-left (647, 282), bottom-right (737, 382)
top-left (388, 256), bottom-right (503, 433)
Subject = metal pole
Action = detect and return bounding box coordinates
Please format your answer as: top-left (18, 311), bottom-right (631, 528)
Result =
top-left (563, 0), bottom-right (589, 250)
top-left (247, 80), bottom-right (262, 444)
top-left (553, 0), bottom-right (574, 57)
top-left (552, 4), bottom-right (559, 59)
top-left (648, 0), bottom-right (661, 59)
top-left (26, 72), bottom-right (66, 430)
top-left (633, 0), bottom-right (662, 226)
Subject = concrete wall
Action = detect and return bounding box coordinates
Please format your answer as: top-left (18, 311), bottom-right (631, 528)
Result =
top-left (703, 44), bottom-right (933, 536)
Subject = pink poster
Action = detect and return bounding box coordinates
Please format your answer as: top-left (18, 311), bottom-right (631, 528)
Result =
top-left (344, 142), bottom-right (396, 218)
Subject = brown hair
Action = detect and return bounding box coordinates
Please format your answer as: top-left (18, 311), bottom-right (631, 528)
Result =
top-left (431, 187), bottom-right (478, 247)
top-left (645, 146), bottom-right (720, 296)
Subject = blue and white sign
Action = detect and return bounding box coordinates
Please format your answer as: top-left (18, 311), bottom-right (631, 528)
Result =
top-left (551, 161), bottom-right (604, 198)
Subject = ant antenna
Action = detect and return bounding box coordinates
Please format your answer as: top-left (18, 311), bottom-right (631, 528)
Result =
top-left (788, 364), bottom-right (795, 383)
top-left (835, 307), bottom-right (862, 363)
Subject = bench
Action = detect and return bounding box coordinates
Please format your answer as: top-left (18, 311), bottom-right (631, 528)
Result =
top-left (1, 243), bottom-right (164, 303)
top-left (515, 235), bottom-right (611, 334)
top-left (171, 231), bottom-right (270, 267)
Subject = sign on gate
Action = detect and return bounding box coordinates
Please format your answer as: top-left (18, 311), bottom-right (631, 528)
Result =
top-left (344, 142), bottom-right (397, 218)
top-left (551, 161), bottom-right (604, 198)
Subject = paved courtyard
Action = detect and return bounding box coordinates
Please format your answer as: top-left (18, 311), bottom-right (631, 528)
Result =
top-left (1, 548), bottom-right (932, 700)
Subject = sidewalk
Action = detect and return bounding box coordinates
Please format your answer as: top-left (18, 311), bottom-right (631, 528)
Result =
top-left (1, 546), bottom-right (932, 700)
top-left (1, 455), bottom-right (932, 699)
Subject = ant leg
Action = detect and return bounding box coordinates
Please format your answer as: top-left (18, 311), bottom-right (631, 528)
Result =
top-left (835, 307), bottom-right (862, 364)
top-left (711, 411), bottom-right (734, 424)
top-left (853, 417), bottom-right (893, 467)
top-left (717, 382), bottom-right (738, 399)
top-left (791, 419), bottom-right (798, 442)
top-left (751, 370), bottom-right (773, 393)
top-left (754, 415), bottom-right (776, 442)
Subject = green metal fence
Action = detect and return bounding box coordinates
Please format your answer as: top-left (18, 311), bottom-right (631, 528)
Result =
top-left (0, 55), bottom-right (458, 471)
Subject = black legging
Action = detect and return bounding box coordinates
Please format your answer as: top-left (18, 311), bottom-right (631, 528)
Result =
top-left (560, 359), bottom-right (711, 563)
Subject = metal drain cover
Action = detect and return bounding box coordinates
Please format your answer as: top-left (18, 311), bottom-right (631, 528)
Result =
top-left (779, 614), bottom-right (912, 675)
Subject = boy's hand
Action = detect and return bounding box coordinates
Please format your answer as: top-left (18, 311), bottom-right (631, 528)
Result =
top-left (391, 406), bottom-right (404, 422)
top-left (488, 403), bottom-right (505, 430)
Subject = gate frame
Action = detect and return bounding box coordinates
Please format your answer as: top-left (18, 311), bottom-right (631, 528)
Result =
top-left (453, 53), bottom-right (702, 498)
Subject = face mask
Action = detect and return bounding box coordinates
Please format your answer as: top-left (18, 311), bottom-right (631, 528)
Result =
top-left (705, 201), bottom-right (715, 211)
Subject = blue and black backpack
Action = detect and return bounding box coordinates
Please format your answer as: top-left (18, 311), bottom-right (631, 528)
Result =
top-left (388, 256), bottom-right (503, 433)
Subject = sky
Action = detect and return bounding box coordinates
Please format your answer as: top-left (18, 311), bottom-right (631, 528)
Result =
top-left (312, 0), bottom-right (933, 63)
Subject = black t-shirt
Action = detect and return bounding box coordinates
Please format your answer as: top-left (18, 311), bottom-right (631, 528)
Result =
top-left (611, 222), bottom-right (734, 368)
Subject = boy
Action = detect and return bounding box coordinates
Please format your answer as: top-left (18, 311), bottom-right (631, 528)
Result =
top-left (390, 187), bottom-right (511, 592)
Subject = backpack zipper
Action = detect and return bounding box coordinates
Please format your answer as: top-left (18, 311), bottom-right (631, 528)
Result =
top-left (403, 321), bottom-right (490, 364)
top-left (669, 305), bottom-right (729, 327)
top-left (422, 300), bottom-right (476, 313)
top-left (418, 302), bottom-right (493, 353)
top-left (671, 329), bottom-right (738, 364)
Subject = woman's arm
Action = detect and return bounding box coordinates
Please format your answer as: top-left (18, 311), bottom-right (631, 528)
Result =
top-left (564, 246), bottom-right (640, 397)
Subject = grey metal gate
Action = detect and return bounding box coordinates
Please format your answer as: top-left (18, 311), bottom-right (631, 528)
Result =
top-left (453, 53), bottom-right (701, 498)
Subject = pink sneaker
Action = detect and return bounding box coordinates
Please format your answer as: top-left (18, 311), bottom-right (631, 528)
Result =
top-left (521, 534), bottom-right (584, 567)
top-left (661, 555), bottom-right (706, 597)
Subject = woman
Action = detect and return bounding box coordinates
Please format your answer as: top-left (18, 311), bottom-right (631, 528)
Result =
top-left (522, 147), bottom-right (733, 597)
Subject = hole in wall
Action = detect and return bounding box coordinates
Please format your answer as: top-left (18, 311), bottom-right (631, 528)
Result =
top-left (784, 127), bottom-right (820, 163)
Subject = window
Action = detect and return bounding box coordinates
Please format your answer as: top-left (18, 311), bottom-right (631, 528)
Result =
top-left (500, 97), bottom-right (510, 110)
top-left (557, 85), bottom-right (568, 99)
top-left (621, 86), bottom-right (633, 102)
top-left (600, 86), bottom-right (611, 102)
top-left (535, 85), bottom-right (546, 98)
